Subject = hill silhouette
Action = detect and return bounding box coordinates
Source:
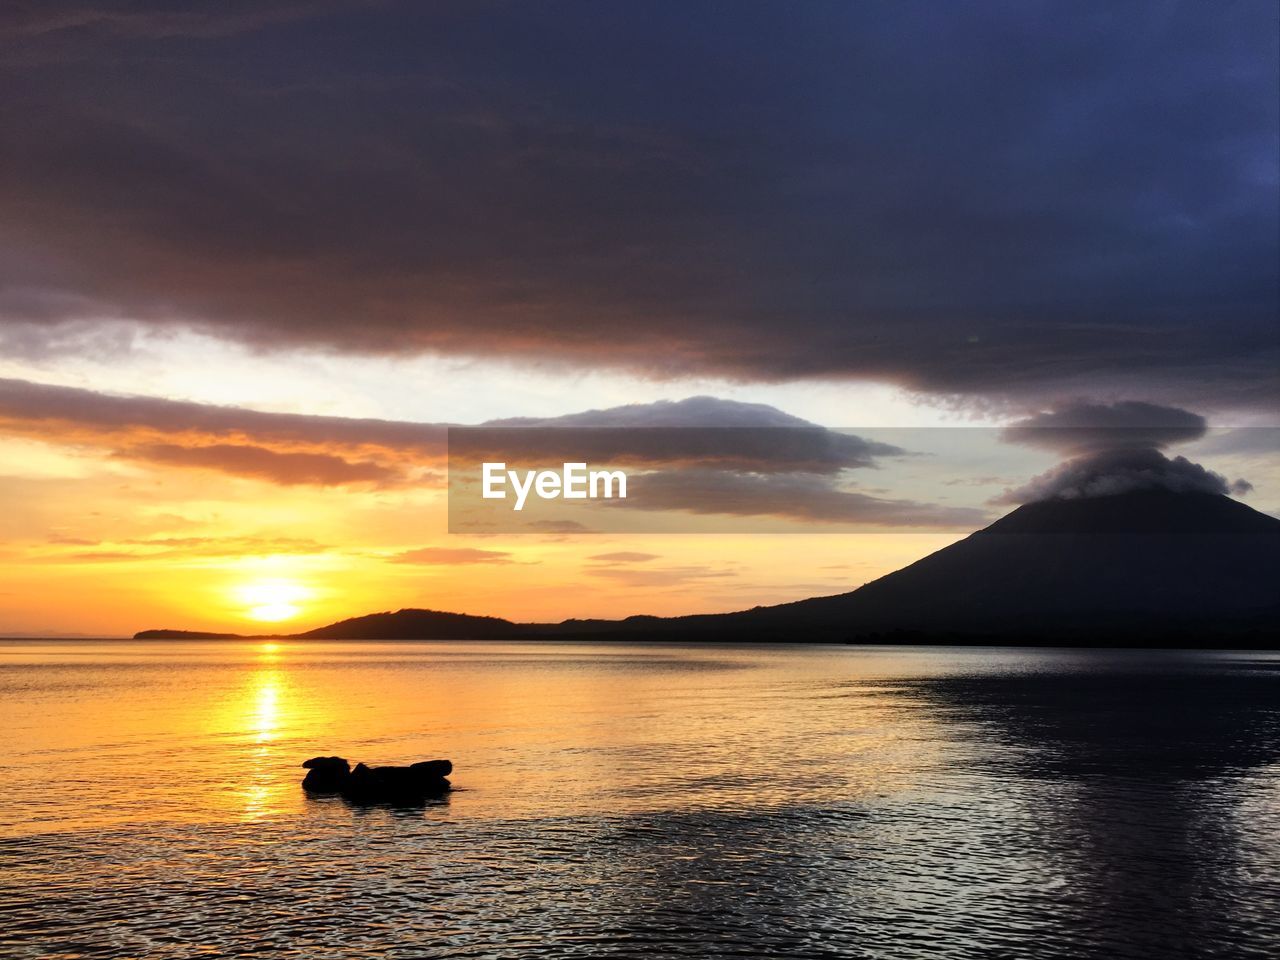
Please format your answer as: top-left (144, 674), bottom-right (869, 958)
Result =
top-left (135, 490), bottom-right (1280, 646)
top-left (655, 489), bottom-right (1280, 643)
top-left (134, 609), bottom-right (519, 641)
top-left (295, 609), bottom-right (522, 640)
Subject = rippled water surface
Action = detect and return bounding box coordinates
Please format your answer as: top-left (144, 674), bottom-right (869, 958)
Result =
top-left (2, 640), bottom-right (1278, 958)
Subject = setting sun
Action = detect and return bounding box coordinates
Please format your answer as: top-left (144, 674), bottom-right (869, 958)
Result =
top-left (236, 581), bottom-right (311, 623)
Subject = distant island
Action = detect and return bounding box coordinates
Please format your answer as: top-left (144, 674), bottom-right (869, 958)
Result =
top-left (138, 610), bottom-right (523, 642)
top-left (137, 490), bottom-right (1280, 647)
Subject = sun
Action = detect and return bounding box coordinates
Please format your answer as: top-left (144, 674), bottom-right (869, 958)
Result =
top-left (236, 580), bottom-right (310, 623)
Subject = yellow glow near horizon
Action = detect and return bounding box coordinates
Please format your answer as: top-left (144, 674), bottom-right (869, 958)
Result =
top-left (236, 580), bottom-right (311, 623)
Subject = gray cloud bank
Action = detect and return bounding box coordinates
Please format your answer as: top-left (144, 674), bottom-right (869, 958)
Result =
top-left (999, 400), bottom-right (1254, 503)
top-left (458, 397), bottom-right (903, 475)
top-left (3, 379), bottom-right (976, 526)
top-left (0, 381), bottom-right (899, 481)
top-left (1001, 401), bottom-right (1209, 454)
top-left (1, 2), bottom-right (1276, 408)
top-left (3, 377), bottom-right (1263, 524)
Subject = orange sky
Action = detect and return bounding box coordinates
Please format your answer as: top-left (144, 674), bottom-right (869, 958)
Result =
top-left (1, 353), bottom-right (1273, 637)
top-left (0, 393), bottom-right (969, 635)
top-left (0, 451), bottom-right (962, 635)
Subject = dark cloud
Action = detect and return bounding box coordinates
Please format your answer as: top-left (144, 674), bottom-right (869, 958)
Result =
top-left (120, 442), bottom-right (397, 486)
top-left (0, 376), bottom-right (448, 458)
top-left (60, 550), bottom-right (144, 563)
top-left (489, 397), bottom-right (818, 429)
top-left (1002, 401), bottom-right (1209, 454)
top-left (3, 381), bottom-right (926, 531)
top-left (587, 552), bottom-right (660, 563)
top-left (389, 547), bottom-right (514, 565)
top-left (943, 475), bottom-right (1017, 488)
top-left (0, 376), bottom-right (446, 486)
top-left (0, 376), bottom-right (1259, 519)
top-left (1, 3), bottom-right (1275, 407)
top-left (458, 397), bottom-right (904, 474)
top-left (49, 534), bottom-right (330, 561)
top-left (455, 398), bottom-right (974, 529)
top-left (121, 534), bottom-right (328, 552)
top-left (524, 519), bottom-right (594, 535)
top-left (0, 380), bottom-right (898, 484)
top-left (0, 1), bottom-right (346, 45)
top-left (584, 564), bottom-right (736, 589)
top-left (996, 447), bottom-right (1251, 504)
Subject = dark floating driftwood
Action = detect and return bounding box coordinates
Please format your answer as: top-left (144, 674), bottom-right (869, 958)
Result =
top-left (302, 755), bottom-right (452, 804)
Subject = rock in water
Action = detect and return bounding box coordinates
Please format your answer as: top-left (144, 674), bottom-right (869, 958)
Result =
top-left (301, 756), bottom-right (350, 793)
top-left (410, 759), bottom-right (453, 779)
top-left (300, 755), bottom-right (452, 804)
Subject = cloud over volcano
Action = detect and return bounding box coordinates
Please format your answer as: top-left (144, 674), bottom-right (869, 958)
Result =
top-left (998, 401), bottom-right (1254, 504)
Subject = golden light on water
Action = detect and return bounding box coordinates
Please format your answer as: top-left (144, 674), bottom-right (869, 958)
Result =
top-left (253, 674), bottom-right (280, 742)
top-left (241, 666), bottom-right (286, 820)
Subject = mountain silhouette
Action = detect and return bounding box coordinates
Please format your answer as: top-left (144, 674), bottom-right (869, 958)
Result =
top-left (669, 489), bottom-right (1280, 643)
top-left (134, 609), bottom-right (520, 641)
top-left (294, 609), bottom-right (522, 640)
top-left (135, 490), bottom-right (1280, 646)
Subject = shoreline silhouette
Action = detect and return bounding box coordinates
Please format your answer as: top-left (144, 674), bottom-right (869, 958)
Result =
top-left (136, 489), bottom-right (1280, 647)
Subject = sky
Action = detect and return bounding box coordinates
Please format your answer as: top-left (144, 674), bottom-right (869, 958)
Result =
top-left (0, 1), bottom-right (1276, 635)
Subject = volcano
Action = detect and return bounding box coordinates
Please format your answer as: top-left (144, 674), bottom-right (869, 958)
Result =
top-left (674, 489), bottom-right (1280, 644)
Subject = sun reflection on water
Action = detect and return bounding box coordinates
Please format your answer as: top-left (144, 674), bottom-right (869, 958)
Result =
top-left (253, 675), bottom-right (279, 743)
top-left (238, 659), bottom-right (289, 820)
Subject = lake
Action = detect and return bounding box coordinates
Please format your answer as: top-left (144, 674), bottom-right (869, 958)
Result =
top-left (2, 640), bottom-right (1277, 958)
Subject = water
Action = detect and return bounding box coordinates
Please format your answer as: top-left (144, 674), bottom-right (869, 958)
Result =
top-left (1, 641), bottom-right (1277, 959)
